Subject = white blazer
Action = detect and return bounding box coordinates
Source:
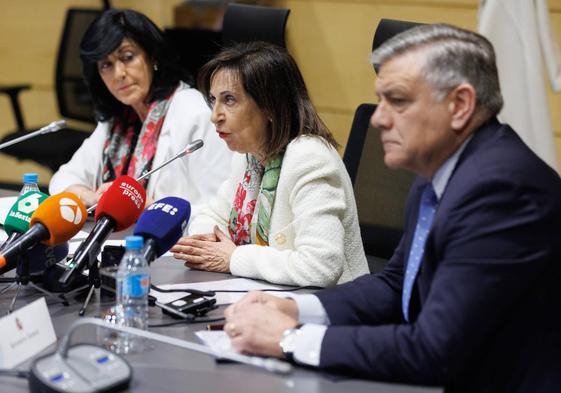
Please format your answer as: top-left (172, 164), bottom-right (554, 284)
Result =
top-left (189, 136), bottom-right (369, 287)
top-left (49, 83), bottom-right (233, 213)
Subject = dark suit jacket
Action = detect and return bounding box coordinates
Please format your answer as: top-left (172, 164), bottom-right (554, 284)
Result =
top-left (316, 119), bottom-right (561, 392)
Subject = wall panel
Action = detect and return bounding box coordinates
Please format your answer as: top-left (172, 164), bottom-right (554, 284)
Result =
top-left (0, 0), bottom-right (559, 186)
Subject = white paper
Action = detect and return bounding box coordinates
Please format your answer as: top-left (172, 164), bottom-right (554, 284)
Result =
top-left (150, 277), bottom-right (293, 306)
top-left (195, 330), bottom-right (236, 358)
top-left (0, 297), bottom-right (57, 368)
top-left (0, 196), bottom-right (17, 225)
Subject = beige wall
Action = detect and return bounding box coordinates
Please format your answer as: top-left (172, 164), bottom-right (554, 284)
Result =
top-left (0, 0), bottom-right (182, 186)
top-left (0, 0), bottom-right (560, 186)
top-left (270, 0), bottom-right (561, 163)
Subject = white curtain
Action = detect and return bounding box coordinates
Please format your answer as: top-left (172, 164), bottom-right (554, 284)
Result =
top-left (479, 0), bottom-right (560, 172)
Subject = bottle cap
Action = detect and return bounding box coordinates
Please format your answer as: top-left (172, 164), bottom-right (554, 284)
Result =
top-left (125, 235), bottom-right (144, 250)
top-left (23, 173), bottom-right (38, 184)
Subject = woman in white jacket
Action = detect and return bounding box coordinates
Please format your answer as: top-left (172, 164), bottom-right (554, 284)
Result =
top-left (49, 9), bottom-right (231, 209)
top-left (171, 42), bottom-right (368, 287)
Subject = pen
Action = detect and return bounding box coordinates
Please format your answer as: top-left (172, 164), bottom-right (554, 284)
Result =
top-left (207, 323), bottom-right (224, 331)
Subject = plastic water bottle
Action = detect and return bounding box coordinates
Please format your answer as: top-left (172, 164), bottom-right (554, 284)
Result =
top-left (115, 235), bottom-right (150, 354)
top-left (20, 172), bottom-right (40, 195)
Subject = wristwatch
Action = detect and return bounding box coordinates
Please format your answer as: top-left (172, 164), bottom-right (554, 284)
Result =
top-left (279, 324), bottom-right (303, 362)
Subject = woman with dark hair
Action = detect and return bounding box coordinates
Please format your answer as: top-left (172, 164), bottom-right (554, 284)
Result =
top-left (49, 9), bottom-right (231, 208)
top-left (171, 42), bottom-right (368, 287)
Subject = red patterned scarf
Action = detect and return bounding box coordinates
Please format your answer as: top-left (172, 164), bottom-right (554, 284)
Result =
top-left (101, 90), bottom-right (175, 188)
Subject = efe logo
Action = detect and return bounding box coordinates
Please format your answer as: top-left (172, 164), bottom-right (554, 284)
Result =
top-left (59, 198), bottom-right (83, 224)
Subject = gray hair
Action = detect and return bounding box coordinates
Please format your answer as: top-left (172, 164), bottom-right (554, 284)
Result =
top-left (371, 23), bottom-right (503, 116)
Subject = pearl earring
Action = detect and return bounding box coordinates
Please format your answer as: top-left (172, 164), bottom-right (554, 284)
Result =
top-left (153, 64), bottom-right (158, 71)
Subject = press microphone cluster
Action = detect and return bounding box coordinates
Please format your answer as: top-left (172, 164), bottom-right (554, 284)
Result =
top-left (0, 192), bottom-right (86, 275)
top-left (58, 139), bottom-right (203, 284)
top-left (0, 120), bottom-right (66, 151)
top-left (59, 176), bottom-right (146, 286)
top-left (29, 318), bottom-right (291, 393)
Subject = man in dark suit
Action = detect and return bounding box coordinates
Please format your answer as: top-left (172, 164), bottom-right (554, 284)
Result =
top-left (223, 24), bottom-right (561, 392)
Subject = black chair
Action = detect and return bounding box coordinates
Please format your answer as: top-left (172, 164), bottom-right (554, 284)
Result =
top-left (222, 3), bottom-right (290, 48)
top-left (343, 19), bottom-right (422, 273)
top-left (371, 18), bottom-right (422, 54)
top-left (344, 104), bottom-right (415, 273)
top-left (165, 27), bottom-right (222, 83)
top-left (0, 8), bottom-right (101, 173)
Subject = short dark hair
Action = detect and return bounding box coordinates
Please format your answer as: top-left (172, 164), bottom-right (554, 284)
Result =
top-left (80, 9), bottom-right (188, 121)
top-left (198, 41), bottom-right (337, 161)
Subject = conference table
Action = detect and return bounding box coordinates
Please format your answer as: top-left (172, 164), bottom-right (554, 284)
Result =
top-left (0, 192), bottom-right (442, 393)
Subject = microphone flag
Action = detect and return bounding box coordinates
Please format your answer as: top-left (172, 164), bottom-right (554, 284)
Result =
top-left (134, 197), bottom-right (191, 261)
top-left (4, 191), bottom-right (49, 236)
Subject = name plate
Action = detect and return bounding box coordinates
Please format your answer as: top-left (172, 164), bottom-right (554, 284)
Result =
top-left (0, 297), bottom-right (57, 368)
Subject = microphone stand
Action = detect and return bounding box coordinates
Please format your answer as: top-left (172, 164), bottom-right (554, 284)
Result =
top-left (60, 253), bottom-right (117, 317)
top-left (0, 255), bottom-right (68, 313)
top-left (78, 257), bottom-right (102, 316)
top-left (0, 119), bottom-right (66, 150)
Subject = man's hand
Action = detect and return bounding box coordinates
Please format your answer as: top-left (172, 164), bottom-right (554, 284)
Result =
top-left (171, 226), bottom-right (235, 273)
top-left (224, 291), bottom-right (299, 321)
top-left (224, 302), bottom-right (298, 358)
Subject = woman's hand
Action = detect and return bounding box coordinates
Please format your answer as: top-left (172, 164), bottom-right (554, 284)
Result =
top-left (66, 182), bottom-right (112, 208)
top-left (170, 226), bottom-right (236, 273)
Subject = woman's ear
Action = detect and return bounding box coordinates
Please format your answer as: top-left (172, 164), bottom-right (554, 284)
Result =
top-left (448, 83), bottom-right (476, 132)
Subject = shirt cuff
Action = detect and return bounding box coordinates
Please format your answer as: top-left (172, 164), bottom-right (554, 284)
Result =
top-left (289, 294), bottom-right (330, 325)
top-left (293, 324), bottom-right (327, 366)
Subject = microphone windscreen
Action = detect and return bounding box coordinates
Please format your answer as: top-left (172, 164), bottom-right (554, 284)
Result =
top-left (4, 191), bottom-right (48, 235)
top-left (134, 197), bottom-right (190, 257)
top-left (30, 192), bottom-right (87, 245)
top-left (17, 242), bottom-right (69, 276)
top-left (95, 175), bottom-right (146, 231)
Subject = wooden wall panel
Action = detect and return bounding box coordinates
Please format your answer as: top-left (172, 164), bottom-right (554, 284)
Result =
top-left (0, 0), bottom-right (559, 186)
top-left (0, 0), bottom-right (181, 186)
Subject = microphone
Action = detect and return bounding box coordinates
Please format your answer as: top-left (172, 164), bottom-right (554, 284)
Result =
top-left (0, 120), bottom-right (66, 151)
top-left (133, 197), bottom-right (191, 263)
top-left (0, 192), bottom-right (87, 274)
top-left (16, 242), bottom-right (69, 277)
top-left (0, 191), bottom-right (49, 253)
top-left (59, 175), bottom-right (146, 286)
top-left (28, 318), bottom-right (291, 393)
top-left (86, 139), bottom-right (204, 214)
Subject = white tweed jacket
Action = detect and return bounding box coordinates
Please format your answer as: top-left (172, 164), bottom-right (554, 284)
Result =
top-left (188, 135), bottom-right (369, 287)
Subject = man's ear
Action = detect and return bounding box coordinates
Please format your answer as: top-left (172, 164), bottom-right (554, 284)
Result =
top-left (448, 83), bottom-right (476, 132)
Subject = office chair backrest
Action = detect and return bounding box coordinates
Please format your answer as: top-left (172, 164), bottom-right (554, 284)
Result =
top-left (222, 4), bottom-right (290, 48)
top-left (344, 104), bottom-right (415, 260)
top-left (343, 19), bottom-right (424, 264)
top-left (372, 18), bottom-right (422, 60)
top-left (56, 8), bottom-right (102, 123)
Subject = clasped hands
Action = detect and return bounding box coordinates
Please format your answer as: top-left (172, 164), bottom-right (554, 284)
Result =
top-left (171, 226), bottom-right (236, 273)
top-left (223, 291), bottom-right (300, 358)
